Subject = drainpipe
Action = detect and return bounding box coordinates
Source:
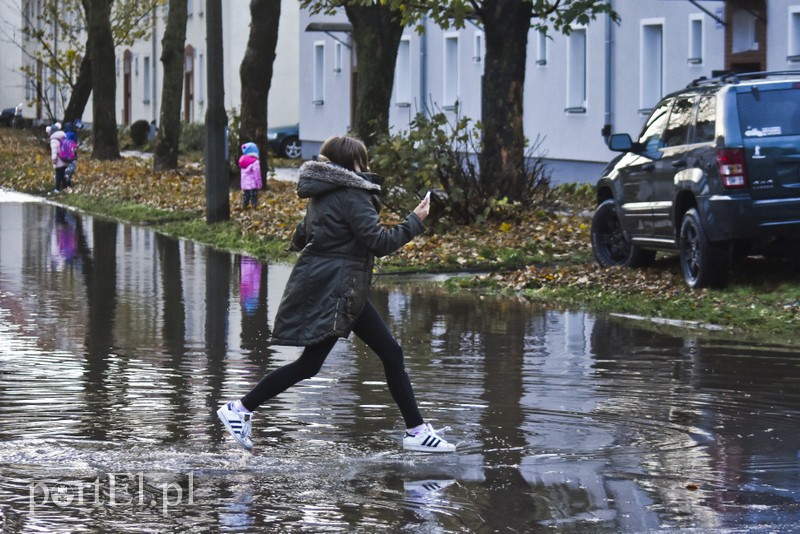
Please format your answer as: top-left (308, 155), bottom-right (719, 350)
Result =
top-left (602, 0), bottom-right (614, 141)
top-left (152, 12), bottom-right (158, 122)
top-left (419, 15), bottom-right (428, 116)
top-left (53, 17), bottom-right (59, 119)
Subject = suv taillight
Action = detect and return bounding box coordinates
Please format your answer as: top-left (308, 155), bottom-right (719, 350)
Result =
top-left (716, 148), bottom-right (747, 188)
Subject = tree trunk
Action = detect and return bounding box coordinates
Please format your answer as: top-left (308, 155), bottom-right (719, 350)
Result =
top-left (88, 0), bottom-right (119, 160)
top-left (63, 50), bottom-right (93, 124)
top-left (480, 0), bottom-right (532, 201)
top-left (239, 0), bottom-right (280, 185)
top-left (64, 1), bottom-right (93, 125)
top-left (154, 0), bottom-right (189, 171)
top-left (205, 0), bottom-right (229, 222)
top-left (344, 4), bottom-right (404, 147)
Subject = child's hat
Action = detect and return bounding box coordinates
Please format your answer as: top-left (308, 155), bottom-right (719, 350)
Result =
top-left (241, 142), bottom-right (259, 156)
top-left (46, 122), bottom-right (62, 135)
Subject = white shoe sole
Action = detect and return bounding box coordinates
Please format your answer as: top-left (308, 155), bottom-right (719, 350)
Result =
top-left (403, 443), bottom-right (457, 453)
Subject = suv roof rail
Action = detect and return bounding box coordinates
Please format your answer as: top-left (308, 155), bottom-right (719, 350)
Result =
top-left (687, 69), bottom-right (800, 88)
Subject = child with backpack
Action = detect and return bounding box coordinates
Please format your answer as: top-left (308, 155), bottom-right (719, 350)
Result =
top-left (60, 129), bottom-right (79, 187)
top-left (46, 122), bottom-right (68, 193)
top-left (238, 142), bottom-right (263, 208)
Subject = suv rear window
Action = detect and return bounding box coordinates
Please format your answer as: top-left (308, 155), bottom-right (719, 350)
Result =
top-left (738, 87), bottom-right (800, 138)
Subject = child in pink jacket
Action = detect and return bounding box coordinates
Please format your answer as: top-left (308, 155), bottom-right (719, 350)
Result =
top-left (46, 122), bottom-right (68, 192)
top-left (238, 142), bottom-right (263, 208)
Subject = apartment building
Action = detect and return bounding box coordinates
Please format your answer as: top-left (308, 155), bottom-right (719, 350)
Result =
top-left (0, 0), bottom-right (299, 130)
top-left (299, 0), bottom-right (798, 184)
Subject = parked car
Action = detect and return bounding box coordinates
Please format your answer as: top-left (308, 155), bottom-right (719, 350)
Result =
top-left (267, 124), bottom-right (301, 159)
top-left (591, 70), bottom-right (800, 289)
top-left (0, 107), bottom-right (16, 127)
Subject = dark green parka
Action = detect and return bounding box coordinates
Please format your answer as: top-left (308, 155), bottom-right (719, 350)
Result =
top-left (270, 160), bottom-right (425, 346)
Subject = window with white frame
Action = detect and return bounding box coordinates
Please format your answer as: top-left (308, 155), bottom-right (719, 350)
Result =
top-left (187, 0), bottom-right (193, 17)
top-left (395, 38), bottom-right (411, 106)
top-left (198, 53), bottom-right (205, 104)
top-left (313, 42), bottom-right (325, 105)
top-left (536, 31), bottom-right (547, 65)
top-left (789, 6), bottom-right (800, 62)
top-left (25, 72), bottom-right (33, 101)
top-left (640, 21), bottom-right (663, 113)
top-left (47, 67), bottom-right (55, 102)
top-left (23, 2), bottom-right (30, 41)
top-left (566, 28), bottom-right (586, 112)
top-left (334, 42), bottom-right (343, 73)
top-left (473, 31), bottom-right (483, 63)
top-left (444, 34), bottom-right (459, 109)
top-left (731, 9), bottom-right (757, 53)
top-left (688, 15), bottom-right (703, 64)
top-left (143, 56), bottom-right (151, 102)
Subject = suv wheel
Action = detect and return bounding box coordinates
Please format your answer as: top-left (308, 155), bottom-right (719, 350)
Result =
top-left (281, 137), bottom-right (302, 159)
top-left (591, 199), bottom-right (656, 268)
top-left (678, 208), bottom-right (730, 289)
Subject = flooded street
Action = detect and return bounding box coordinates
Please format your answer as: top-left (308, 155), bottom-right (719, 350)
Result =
top-left (1, 193), bottom-right (799, 533)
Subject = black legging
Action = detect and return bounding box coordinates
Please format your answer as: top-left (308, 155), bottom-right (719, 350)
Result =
top-left (241, 300), bottom-right (424, 428)
top-left (54, 166), bottom-right (67, 191)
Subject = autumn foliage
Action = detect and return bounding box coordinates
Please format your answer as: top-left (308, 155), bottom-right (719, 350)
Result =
top-left (2, 127), bottom-right (798, 336)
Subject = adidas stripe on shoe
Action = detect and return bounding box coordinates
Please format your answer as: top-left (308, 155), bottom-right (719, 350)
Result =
top-left (217, 402), bottom-right (253, 451)
top-left (403, 423), bottom-right (456, 453)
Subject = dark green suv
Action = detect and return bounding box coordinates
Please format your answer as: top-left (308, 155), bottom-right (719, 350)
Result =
top-left (591, 71), bottom-right (800, 288)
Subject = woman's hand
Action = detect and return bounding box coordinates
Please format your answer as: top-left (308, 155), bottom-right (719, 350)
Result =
top-left (413, 191), bottom-right (431, 221)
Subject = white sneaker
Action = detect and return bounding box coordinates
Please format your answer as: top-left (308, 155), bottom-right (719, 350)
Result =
top-left (217, 402), bottom-right (253, 451)
top-left (404, 479), bottom-right (456, 496)
top-left (403, 423), bottom-right (456, 453)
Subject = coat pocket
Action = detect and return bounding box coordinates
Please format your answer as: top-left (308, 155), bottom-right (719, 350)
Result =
top-left (334, 262), bottom-right (370, 333)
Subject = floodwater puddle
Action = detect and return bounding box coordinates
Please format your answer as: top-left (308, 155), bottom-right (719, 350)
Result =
top-left (1, 196), bottom-right (799, 532)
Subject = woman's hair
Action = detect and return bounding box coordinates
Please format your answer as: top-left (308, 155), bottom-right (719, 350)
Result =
top-left (319, 135), bottom-right (368, 172)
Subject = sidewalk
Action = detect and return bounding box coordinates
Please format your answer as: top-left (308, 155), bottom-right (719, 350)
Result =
top-left (272, 166), bottom-right (299, 182)
top-left (119, 150), bottom-right (301, 183)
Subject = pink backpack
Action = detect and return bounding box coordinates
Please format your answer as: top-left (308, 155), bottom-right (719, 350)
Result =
top-left (58, 138), bottom-right (78, 161)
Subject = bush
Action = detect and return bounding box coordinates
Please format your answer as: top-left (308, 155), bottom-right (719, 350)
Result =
top-left (370, 108), bottom-right (551, 228)
top-left (130, 119), bottom-right (150, 147)
top-left (179, 110), bottom-right (241, 174)
top-left (180, 122), bottom-right (205, 153)
top-left (227, 107), bottom-right (241, 174)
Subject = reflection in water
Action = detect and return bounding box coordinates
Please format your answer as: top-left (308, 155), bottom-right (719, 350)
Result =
top-left (1, 199), bottom-right (799, 532)
top-left (240, 256), bottom-right (261, 317)
top-left (82, 216), bottom-right (118, 443)
top-left (49, 208), bottom-right (78, 272)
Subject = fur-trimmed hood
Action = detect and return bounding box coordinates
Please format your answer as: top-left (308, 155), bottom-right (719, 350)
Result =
top-left (297, 160), bottom-right (381, 199)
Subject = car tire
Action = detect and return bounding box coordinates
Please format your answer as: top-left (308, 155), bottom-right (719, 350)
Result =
top-left (281, 136), bottom-right (302, 159)
top-left (591, 199), bottom-right (656, 268)
top-left (679, 208), bottom-right (730, 289)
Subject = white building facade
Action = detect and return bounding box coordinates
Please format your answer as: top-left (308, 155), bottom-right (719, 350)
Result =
top-left (0, 0), bottom-right (299, 131)
top-left (299, 0), bottom-right (799, 184)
